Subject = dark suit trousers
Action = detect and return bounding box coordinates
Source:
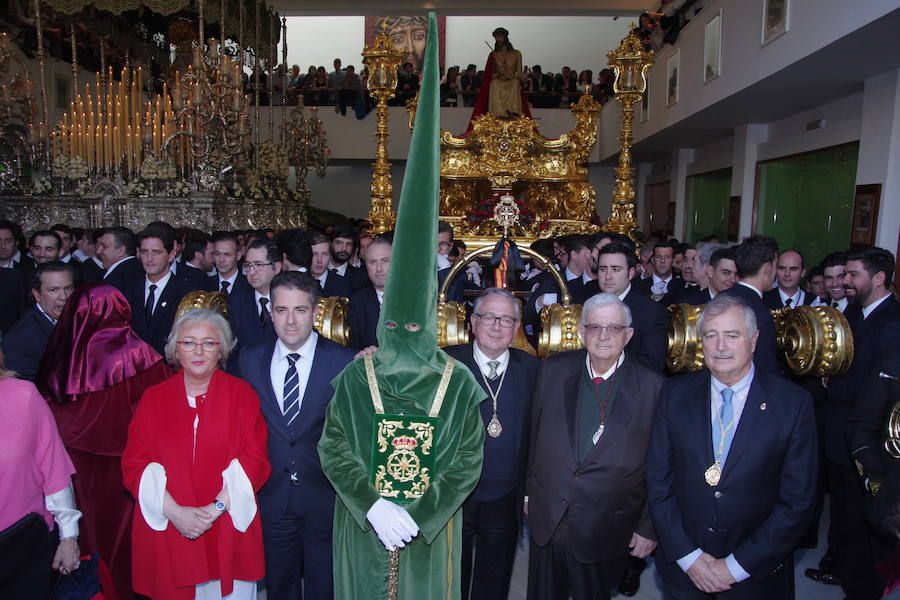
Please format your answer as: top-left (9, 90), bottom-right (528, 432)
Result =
top-left (661, 565), bottom-right (793, 600)
top-left (527, 519), bottom-right (626, 600)
top-left (461, 490), bottom-right (518, 600)
top-left (263, 484), bottom-right (333, 600)
top-left (827, 461), bottom-right (888, 600)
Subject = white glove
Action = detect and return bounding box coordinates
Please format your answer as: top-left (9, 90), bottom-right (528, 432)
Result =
top-left (366, 498), bottom-right (420, 551)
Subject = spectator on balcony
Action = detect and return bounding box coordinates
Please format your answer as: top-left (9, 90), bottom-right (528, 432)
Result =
top-left (337, 65), bottom-right (360, 116)
top-left (461, 64), bottom-right (479, 106)
top-left (286, 64), bottom-right (303, 105)
top-left (329, 58), bottom-right (345, 110)
top-left (441, 65), bottom-right (461, 107)
top-left (299, 66), bottom-right (319, 106)
top-left (595, 68), bottom-right (615, 105)
top-left (554, 66), bottom-right (578, 105)
top-left (396, 62), bottom-right (419, 105)
top-left (526, 65), bottom-right (555, 108)
top-left (576, 69), bottom-right (594, 96)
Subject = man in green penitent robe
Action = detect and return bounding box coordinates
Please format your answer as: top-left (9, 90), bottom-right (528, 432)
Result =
top-left (317, 13), bottom-right (486, 600)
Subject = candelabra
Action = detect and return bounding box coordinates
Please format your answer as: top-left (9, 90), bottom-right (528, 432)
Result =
top-left (0, 32), bottom-right (42, 190)
top-left (285, 100), bottom-right (330, 205)
top-left (362, 25), bottom-right (403, 234)
top-left (169, 39), bottom-right (251, 193)
top-left (606, 30), bottom-right (654, 236)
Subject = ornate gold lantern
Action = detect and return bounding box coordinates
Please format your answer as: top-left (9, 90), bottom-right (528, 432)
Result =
top-left (362, 26), bottom-right (404, 234)
top-left (606, 30), bottom-right (654, 236)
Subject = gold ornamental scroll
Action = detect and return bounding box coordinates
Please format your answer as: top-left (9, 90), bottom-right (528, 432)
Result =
top-left (408, 94), bottom-right (603, 249)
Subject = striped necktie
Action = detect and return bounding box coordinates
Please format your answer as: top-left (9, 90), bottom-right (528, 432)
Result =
top-left (283, 353), bottom-right (302, 426)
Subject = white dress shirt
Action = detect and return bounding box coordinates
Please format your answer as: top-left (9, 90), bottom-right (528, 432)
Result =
top-left (540, 267), bottom-right (582, 308)
top-left (677, 364), bottom-right (756, 583)
top-left (0, 258), bottom-right (14, 268)
top-left (104, 255), bottom-right (134, 278)
top-left (270, 333), bottom-right (318, 413)
top-left (617, 284), bottom-right (632, 302)
top-left (144, 271), bottom-right (173, 314)
top-left (376, 289), bottom-right (384, 305)
top-left (650, 273), bottom-right (672, 296)
top-left (254, 290), bottom-right (271, 318)
top-left (473, 342), bottom-right (509, 379)
top-left (216, 271), bottom-right (239, 293)
top-left (862, 293), bottom-right (892, 319)
top-left (777, 287), bottom-right (805, 307)
top-left (585, 352), bottom-right (625, 381)
top-left (327, 261), bottom-right (348, 276)
top-left (737, 281), bottom-right (763, 299)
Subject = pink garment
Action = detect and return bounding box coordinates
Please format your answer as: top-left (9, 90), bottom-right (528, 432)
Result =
top-left (0, 377), bottom-right (76, 532)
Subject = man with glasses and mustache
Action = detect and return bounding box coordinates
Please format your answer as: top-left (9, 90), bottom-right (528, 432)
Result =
top-left (528, 293), bottom-right (663, 600)
top-left (444, 288), bottom-right (540, 600)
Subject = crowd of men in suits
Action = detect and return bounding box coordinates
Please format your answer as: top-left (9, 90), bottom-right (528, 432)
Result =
top-left (1, 214), bottom-right (899, 600)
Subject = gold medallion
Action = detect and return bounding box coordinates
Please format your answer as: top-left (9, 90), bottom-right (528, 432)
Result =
top-left (704, 461), bottom-right (721, 486)
top-left (487, 415), bottom-right (503, 438)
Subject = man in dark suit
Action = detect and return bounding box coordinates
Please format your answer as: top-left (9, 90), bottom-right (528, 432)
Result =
top-left (228, 238), bottom-right (282, 367)
top-left (0, 266), bottom-right (27, 335)
top-left (444, 288), bottom-right (541, 600)
top-left (526, 65), bottom-right (555, 108)
top-left (593, 242), bottom-right (668, 373)
top-left (632, 241), bottom-right (685, 303)
top-left (821, 247), bottom-right (900, 599)
top-left (96, 226), bottom-right (143, 292)
top-left (674, 246), bottom-right (738, 307)
top-left (763, 249), bottom-right (815, 309)
top-left (308, 231), bottom-right (353, 298)
top-left (718, 236), bottom-right (780, 375)
top-left (0, 220), bottom-right (21, 269)
top-left (124, 229), bottom-right (192, 356)
top-left (75, 229), bottom-right (105, 284)
top-left (348, 235), bottom-right (391, 350)
top-left (647, 294), bottom-right (818, 599)
top-left (239, 271), bottom-right (355, 600)
top-left (1, 261), bottom-right (76, 381)
top-left (817, 251), bottom-right (851, 312)
top-left (528, 293), bottom-right (664, 599)
top-left (329, 223), bottom-right (370, 293)
top-left (524, 234), bottom-right (592, 331)
top-left (177, 232), bottom-right (215, 291)
top-left (208, 231), bottom-right (249, 295)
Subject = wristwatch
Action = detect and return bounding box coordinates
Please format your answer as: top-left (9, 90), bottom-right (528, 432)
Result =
top-left (214, 500), bottom-right (227, 512)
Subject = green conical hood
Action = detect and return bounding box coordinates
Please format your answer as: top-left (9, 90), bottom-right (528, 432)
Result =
top-left (373, 12), bottom-right (445, 390)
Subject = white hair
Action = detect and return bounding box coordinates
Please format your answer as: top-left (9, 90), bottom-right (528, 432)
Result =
top-left (473, 287), bottom-right (521, 319)
top-left (697, 294), bottom-right (757, 336)
top-left (165, 308), bottom-right (236, 368)
top-left (581, 293), bottom-right (633, 327)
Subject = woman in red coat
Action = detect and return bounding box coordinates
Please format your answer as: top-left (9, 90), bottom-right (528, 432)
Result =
top-left (122, 308), bottom-right (270, 600)
top-left (39, 283), bottom-right (170, 599)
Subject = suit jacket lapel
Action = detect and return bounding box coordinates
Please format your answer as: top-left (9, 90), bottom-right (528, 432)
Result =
top-left (722, 372), bottom-right (770, 478)
top-left (258, 341), bottom-right (290, 440)
top-left (296, 336), bottom-right (324, 424)
top-left (691, 371), bottom-right (715, 468)
top-left (583, 361), bottom-right (638, 463)
top-left (563, 355), bottom-right (585, 462)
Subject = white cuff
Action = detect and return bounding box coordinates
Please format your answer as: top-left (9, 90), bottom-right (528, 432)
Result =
top-left (677, 548), bottom-right (703, 572)
top-left (45, 483), bottom-right (82, 539)
top-left (725, 553), bottom-right (750, 583)
top-left (138, 462), bottom-right (169, 531)
top-left (222, 458), bottom-right (257, 532)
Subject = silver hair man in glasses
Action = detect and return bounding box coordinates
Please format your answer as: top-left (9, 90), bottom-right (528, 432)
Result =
top-left (444, 288), bottom-right (541, 600)
top-left (527, 292), bottom-right (664, 600)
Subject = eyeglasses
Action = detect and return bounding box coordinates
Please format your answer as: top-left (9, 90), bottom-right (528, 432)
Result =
top-left (242, 261), bottom-right (277, 273)
top-left (438, 241), bottom-right (452, 249)
top-left (475, 313), bottom-right (518, 328)
top-left (582, 323), bottom-right (628, 336)
top-left (177, 340), bottom-right (221, 352)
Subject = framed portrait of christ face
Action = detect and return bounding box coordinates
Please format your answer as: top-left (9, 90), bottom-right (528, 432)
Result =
top-left (666, 50), bottom-right (679, 106)
top-left (365, 16), bottom-right (447, 72)
top-left (762, 0), bottom-right (789, 45)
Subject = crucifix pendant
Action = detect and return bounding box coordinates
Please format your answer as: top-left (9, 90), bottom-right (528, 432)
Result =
top-left (704, 461), bottom-right (722, 486)
top-left (487, 415), bottom-right (503, 438)
top-left (592, 424), bottom-right (605, 445)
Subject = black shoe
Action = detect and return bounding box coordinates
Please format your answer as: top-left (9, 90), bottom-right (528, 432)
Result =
top-left (804, 567), bottom-right (842, 586)
top-left (618, 567), bottom-right (640, 597)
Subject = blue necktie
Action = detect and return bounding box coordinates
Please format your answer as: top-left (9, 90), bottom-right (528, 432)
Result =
top-left (712, 387), bottom-right (736, 463)
top-left (282, 353), bottom-right (301, 426)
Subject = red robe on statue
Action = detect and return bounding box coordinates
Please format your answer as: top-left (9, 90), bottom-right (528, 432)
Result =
top-left (38, 283), bottom-right (170, 600)
top-left (121, 369), bottom-right (271, 600)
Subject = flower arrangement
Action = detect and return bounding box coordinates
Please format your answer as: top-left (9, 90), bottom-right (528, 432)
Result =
top-left (76, 180), bottom-right (93, 196)
top-left (169, 180), bottom-right (192, 197)
top-left (51, 155), bottom-right (69, 178)
top-left (31, 176), bottom-right (52, 195)
top-left (465, 194), bottom-right (536, 228)
top-left (65, 156), bottom-right (88, 180)
top-left (125, 180), bottom-right (148, 197)
top-left (140, 158), bottom-right (177, 180)
top-left (257, 142), bottom-right (289, 179)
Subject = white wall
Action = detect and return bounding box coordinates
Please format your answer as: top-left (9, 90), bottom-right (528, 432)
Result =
top-left (283, 15), bottom-right (634, 72)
